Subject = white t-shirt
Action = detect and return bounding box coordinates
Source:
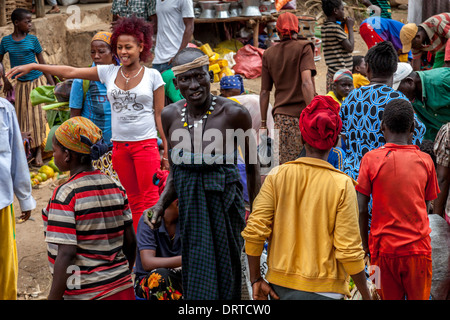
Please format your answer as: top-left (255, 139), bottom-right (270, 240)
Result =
top-left (97, 64), bottom-right (165, 142)
top-left (153, 0), bottom-right (195, 64)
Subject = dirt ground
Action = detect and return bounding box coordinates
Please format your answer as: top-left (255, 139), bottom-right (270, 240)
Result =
top-left (12, 8), bottom-right (407, 300)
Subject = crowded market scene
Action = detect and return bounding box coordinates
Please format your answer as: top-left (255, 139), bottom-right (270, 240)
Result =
top-left (0, 0), bottom-right (449, 306)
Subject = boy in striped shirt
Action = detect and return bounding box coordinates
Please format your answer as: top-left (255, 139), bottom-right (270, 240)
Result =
top-left (0, 8), bottom-right (55, 167)
top-left (321, 0), bottom-right (354, 93)
top-left (42, 117), bottom-right (136, 300)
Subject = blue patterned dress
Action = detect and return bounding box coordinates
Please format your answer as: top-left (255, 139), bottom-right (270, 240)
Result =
top-left (340, 84), bottom-right (426, 180)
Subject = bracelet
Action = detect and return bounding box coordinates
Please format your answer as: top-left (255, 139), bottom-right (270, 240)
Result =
top-left (261, 120), bottom-right (267, 123)
top-left (251, 277), bottom-right (263, 286)
top-left (162, 157), bottom-right (168, 161)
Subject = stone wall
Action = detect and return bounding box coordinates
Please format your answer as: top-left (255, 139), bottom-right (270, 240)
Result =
top-left (0, 3), bottom-right (112, 74)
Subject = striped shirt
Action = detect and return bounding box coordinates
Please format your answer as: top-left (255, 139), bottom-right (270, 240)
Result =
top-left (0, 34), bottom-right (43, 82)
top-left (42, 171), bottom-right (134, 300)
top-left (412, 12), bottom-right (450, 60)
top-left (321, 21), bottom-right (353, 75)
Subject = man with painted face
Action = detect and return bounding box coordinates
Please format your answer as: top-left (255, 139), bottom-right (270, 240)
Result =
top-left (143, 47), bottom-right (261, 300)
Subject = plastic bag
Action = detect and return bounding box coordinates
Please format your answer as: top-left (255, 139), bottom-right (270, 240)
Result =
top-left (258, 133), bottom-right (273, 168)
top-left (215, 39), bottom-right (244, 52)
top-left (54, 79), bottom-right (74, 102)
top-left (232, 45), bottom-right (265, 79)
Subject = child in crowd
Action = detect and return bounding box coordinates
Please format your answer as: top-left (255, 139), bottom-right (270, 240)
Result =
top-left (134, 169), bottom-right (182, 300)
top-left (352, 55), bottom-right (370, 88)
top-left (42, 117), bottom-right (136, 300)
top-left (0, 8), bottom-right (55, 166)
top-left (357, 99), bottom-right (439, 300)
top-left (327, 68), bottom-right (354, 106)
top-left (321, 0), bottom-right (354, 92)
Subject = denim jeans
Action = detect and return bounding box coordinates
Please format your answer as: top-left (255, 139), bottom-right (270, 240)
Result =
top-left (152, 62), bottom-right (172, 74)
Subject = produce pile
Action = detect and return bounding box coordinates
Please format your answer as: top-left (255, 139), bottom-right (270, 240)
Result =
top-left (29, 158), bottom-right (68, 187)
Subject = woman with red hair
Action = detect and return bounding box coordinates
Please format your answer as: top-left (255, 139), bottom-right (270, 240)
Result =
top-left (8, 16), bottom-right (168, 232)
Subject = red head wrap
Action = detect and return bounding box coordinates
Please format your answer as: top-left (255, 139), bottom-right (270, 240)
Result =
top-left (276, 12), bottom-right (299, 38)
top-left (299, 95), bottom-right (342, 151)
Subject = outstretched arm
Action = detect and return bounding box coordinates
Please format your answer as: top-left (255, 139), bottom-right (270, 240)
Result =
top-left (36, 52), bottom-right (55, 86)
top-left (6, 63), bottom-right (100, 82)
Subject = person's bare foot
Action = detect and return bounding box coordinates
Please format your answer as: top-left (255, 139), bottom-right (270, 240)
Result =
top-left (33, 147), bottom-right (44, 167)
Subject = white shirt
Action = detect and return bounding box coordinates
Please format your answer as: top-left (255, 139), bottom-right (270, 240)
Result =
top-left (0, 98), bottom-right (36, 211)
top-left (97, 65), bottom-right (165, 142)
top-left (153, 0), bottom-right (194, 64)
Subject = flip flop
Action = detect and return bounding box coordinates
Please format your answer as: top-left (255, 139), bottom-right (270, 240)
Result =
top-left (46, 8), bottom-right (60, 14)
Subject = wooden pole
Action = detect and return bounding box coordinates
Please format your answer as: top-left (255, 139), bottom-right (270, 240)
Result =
top-left (253, 19), bottom-right (260, 48)
top-left (35, 0), bottom-right (45, 18)
top-left (0, 1), bottom-right (6, 27)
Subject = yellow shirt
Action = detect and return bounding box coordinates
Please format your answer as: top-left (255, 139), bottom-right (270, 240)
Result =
top-left (242, 158), bottom-right (365, 296)
top-left (326, 91), bottom-right (344, 106)
top-left (353, 73), bottom-right (370, 89)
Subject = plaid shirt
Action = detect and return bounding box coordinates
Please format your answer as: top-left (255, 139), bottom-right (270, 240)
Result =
top-left (413, 12), bottom-right (450, 59)
top-left (111, 0), bottom-right (156, 19)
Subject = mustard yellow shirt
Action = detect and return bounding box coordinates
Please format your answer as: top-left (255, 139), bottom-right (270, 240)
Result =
top-left (353, 73), bottom-right (370, 89)
top-left (326, 91), bottom-right (344, 107)
top-left (242, 157), bottom-right (365, 296)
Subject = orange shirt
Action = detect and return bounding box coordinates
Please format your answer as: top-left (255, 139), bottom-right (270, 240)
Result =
top-left (356, 143), bottom-right (439, 258)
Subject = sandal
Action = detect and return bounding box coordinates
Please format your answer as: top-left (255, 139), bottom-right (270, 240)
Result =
top-left (46, 7), bottom-right (60, 14)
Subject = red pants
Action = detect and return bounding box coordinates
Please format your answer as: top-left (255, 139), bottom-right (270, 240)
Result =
top-left (112, 139), bottom-right (160, 232)
top-left (371, 255), bottom-right (432, 300)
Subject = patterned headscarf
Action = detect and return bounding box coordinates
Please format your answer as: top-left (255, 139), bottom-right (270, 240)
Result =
top-left (299, 95), bottom-right (342, 151)
top-left (220, 75), bottom-right (244, 94)
top-left (91, 31), bottom-right (112, 45)
top-left (55, 117), bottom-right (108, 160)
top-left (333, 69), bottom-right (353, 82)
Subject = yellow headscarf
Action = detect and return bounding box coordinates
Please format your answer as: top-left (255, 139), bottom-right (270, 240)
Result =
top-left (55, 117), bottom-right (102, 154)
top-left (91, 31), bottom-right (112, 46)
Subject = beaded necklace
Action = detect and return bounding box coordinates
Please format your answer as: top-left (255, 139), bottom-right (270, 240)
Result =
top-left (181, 95), bottom-right (216, 129)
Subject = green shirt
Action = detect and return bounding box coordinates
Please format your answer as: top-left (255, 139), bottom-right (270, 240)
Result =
top-left (412, 68), bottom-right (450, 140)
top-left (161, 69), bottom-right (184, 103)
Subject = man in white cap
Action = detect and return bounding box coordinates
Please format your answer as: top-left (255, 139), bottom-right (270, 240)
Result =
top-left (400, 12), bottom-right (450, 70)
top-left (394, 62), bottom-right (450, 140)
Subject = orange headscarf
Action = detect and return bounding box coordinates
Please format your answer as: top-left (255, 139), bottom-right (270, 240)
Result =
top-left (276, 12), bottom-right (299, 38)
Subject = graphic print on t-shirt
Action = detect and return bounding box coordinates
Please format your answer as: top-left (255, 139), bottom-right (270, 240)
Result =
top-left (110, 89), bottom-right (153, 124)
top-left (111, 89), bottom-right (146, 112)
